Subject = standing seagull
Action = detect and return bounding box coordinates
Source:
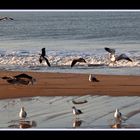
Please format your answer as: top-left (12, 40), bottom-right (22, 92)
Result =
top-left (114, 108), bottom-right (122, 123)
top-left (71, 58), bottom-right (86, 67)
top-left (72, 106), bottom-right (83, 119)
top-left (19, 107), bottom-right (27, 120)
top-left (104, 47), bottom-right (132, 65)
top-left (39, 48), bottom-right (51, 67)
top-left (89, 74), bottom-right (100, 82)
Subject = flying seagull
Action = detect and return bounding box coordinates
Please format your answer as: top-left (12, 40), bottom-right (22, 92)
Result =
top-left (104, 47), bottom-right (132, 64)
top-left (19, 107), bottom-right (27, 120)
top-left (114, 108), bottom-right (122, 123)
top-left (89, 74), bottom-right (100, 82)
top-left (39, 48), bottom-right (51, 67)
top-left (71, 58), bottom-right (86, 67)
top-left (72, 106), bottom-right (83, 119)
top-left (14, 73), bottom-right (36, 85)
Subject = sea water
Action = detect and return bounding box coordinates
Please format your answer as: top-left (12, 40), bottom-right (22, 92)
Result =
top-left (0, 10), bottom-right (140, 75)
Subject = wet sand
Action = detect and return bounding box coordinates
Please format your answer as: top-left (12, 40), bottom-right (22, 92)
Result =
top-left (1, 95), bottom-right (140, 129)
top-left (0, 71), bottom-right (140, 99)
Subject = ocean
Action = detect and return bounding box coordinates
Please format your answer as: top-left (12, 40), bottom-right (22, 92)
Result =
top-left (0, 10), bottom-right (140, 75)
top-left (0, 10), bottom-right (140, 129)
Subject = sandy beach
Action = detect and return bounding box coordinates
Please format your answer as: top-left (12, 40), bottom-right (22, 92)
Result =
top-left (0, 71), bottom-right (140, 99)
top-left (0, 71), bottom-right (140, 129)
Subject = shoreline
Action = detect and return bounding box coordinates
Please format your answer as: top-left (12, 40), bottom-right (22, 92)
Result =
top-left (0, 71), bottom-right (140, 99)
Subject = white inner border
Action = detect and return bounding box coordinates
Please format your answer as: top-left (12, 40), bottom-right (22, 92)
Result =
top-left (0, 9), bottom-right (140, 12)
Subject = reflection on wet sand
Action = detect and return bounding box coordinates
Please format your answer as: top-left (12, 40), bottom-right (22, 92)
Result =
top-left (111, 123), bottom-right (122, 128)
top-left (109, 117), bottom-right (122, 129)
top-left (110, 123), bottom-right (136, 128)
top-left (2, 96), bottom-right (140, 129)
top-left (73, 119), bottom-right (83, 128)
top-left (110, 108), bottom-right (140, 129)
top-left (8, 120), bottom-right (37, 129)
top-left (19, 120), bottom-right (37, 129)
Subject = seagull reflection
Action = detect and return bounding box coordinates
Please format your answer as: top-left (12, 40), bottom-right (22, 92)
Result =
top-left (111, 122), bottom-right (122, 128)
top-left (19, 120), bottom-right (37, 129)
top-left (73, 118), bottom-right (83, 128)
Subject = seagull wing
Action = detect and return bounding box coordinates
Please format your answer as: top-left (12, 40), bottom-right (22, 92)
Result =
top-left (9, 17), bottom-right (14, 20)
top-left (14, 73), bottom-right (33, 80)
top-left (79, 58), bottom-right (87, 63)
top-left (41, 48), bottom-right (46, 57)
top-left (104, 47), bottom-right (115, 54)
top-left (71, 59), bottom-right (78, 67)
top-left (44, 57), bottom-right (51, 67)
top-left (24, 111), bottom-right (27, 118)
top-left (78, 109), bottom-right (83, 114)
top-left (39, 56), bottom-right (43, 63)
top-left (116, 54), bottom-right (132, 62)
top-left (93, 77), bottom-right (100, 82)
top-left (1, 76), bottom-right (11, 80)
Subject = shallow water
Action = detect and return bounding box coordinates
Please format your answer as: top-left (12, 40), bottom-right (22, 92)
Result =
top-left (0, 95), bottom-right (140, 129)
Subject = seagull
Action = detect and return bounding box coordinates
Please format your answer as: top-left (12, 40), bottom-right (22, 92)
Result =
top-left (39, 48), bottom-right (51, 67)
top-left (19, 107), bottom-right (27, 120)
top-left (89, 74), bottom-right (100, 82)
top-left (1, 73), bottom-right (36, 85)
top-left (2, 76), bottom-right (30, 85)
top-left (14, 73), bottom-right (36, 85)
top-left (72, 106), bottom-right (83, 119)
top-left (114, 108), bottom-right (122, 123)
top-left (71, 58), bottom-right (86, 67)
top-left (104, 47), bottom-right (132, 65)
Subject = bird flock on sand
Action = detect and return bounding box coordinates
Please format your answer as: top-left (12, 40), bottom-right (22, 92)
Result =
top-left (1, 47), bottom-right (132, 128)
top-left (16, 104), bottom-right (124, 128)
